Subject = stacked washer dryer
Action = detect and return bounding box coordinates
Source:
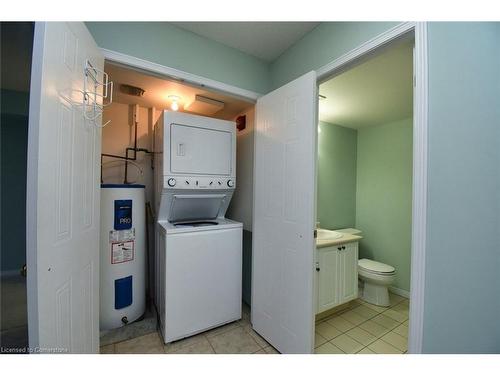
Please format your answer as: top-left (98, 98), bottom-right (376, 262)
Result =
top-left (154, 111), bottom-right (242, 343)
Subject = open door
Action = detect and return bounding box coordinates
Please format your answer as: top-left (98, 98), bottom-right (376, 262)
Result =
top-left (26, 22), bottom-right (103, 353)
top-left (251, 71), bottom-right (317, 353)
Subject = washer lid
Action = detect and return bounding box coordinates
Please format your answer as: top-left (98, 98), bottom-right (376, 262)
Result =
top-left (168, 194), bottom-right (226, 222)
top-left (358, 258), bottom-right (395, 274)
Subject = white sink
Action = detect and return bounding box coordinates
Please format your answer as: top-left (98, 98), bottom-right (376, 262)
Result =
top-left (317, 228), bottom-right (343, 240)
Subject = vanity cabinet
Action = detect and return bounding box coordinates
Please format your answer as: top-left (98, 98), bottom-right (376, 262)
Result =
top-left (316, 242), bottom-right (358, 314)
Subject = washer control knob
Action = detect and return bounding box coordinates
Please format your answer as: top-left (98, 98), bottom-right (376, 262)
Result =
top-left (227, 180), bottom-right (234, 188)
top-left (167, 178), bottom-right (176, 187)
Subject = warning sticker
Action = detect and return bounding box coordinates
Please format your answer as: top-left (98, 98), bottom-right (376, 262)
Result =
top-left (111, 241), bottom-right (135, 264)
top-left (109, 228), bottom-right (135, 243)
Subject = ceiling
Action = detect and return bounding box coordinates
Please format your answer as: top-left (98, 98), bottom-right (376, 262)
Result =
top-left (171, 22), bottom-right (319, 62)
top-left (319, 39), bottom-right (413, 129)
top-left (105, 63), bottom-right (253, 120)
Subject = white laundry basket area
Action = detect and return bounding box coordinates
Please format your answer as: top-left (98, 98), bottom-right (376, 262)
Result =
top-left (100, 184), bottom-right (146, 330)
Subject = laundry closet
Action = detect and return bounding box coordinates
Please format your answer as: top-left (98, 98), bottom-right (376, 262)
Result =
top-left (99, 62), bottom-right (255, 343)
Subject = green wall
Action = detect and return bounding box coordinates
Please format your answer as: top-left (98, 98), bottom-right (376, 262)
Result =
top-left (272, 21), bottom-right (500, 353)
top-left (317, 121), bottom-right (357, 229)
top-left (86, 22), bottom-right (270, 94)
top-left (317, 118), bottom-right (412, 292)
top-left (355, 118), bottom-right (413, 292)
top-left (270, 22), bottom-right (398, 90)
top-left (1, 89), bottom-right (30, 273)
top-left (422, 22), bottom-right (500, 353)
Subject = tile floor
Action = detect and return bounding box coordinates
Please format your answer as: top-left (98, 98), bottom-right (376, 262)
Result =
top-left (100, 303), bottom-right (279, 354)
top-left (315, 292), bottom-right (409, 354)
top-left (100, 293), bottom-right (409, 354)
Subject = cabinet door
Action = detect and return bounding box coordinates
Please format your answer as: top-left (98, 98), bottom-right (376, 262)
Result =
top-left (339, 242), bottom-right (359, 304)
top-left (317, 246), bottom-right (340, 313)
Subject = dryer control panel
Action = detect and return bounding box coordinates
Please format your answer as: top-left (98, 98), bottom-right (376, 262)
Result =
top-left (164, 176), bottom-right (235, 190)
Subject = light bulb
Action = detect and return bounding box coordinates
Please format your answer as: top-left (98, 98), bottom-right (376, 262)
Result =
top-left (168, 95), bottom-right (180, 111)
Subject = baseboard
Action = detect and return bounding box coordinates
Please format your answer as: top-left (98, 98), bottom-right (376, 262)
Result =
top-left (389, 286), bottom-right (410, 299)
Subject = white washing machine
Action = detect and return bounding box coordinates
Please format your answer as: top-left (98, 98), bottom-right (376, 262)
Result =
top-left (154, 111), bottom-right (242, 343)
top-left (157, 218), bottom-right (242, 342)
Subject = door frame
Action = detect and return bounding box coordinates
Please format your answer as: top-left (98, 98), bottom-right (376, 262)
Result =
top-left (101, 48), bottom-right (260, 103)
top-left (83, 21), bottom-right (427, 353)
top-left (316, 22), bottom-right (428, 354)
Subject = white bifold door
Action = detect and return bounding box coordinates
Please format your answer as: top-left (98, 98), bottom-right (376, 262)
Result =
top-left (27, 22), bottom-right (103, 353)
top-left (251, 71), bottom-right (318, 353)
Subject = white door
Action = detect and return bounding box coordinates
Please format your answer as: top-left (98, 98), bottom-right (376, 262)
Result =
top-left (26, 22), bottom-right (103, 353)
top-left (251, 71), bottom-right (317, 353)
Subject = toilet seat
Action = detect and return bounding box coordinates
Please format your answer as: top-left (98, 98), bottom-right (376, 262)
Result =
top-left (358, 258), bottom-right (395, 275)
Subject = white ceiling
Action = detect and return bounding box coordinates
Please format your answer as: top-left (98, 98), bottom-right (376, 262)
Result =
top-left (171, 22), bottom-right (319, 62)
top-left (105, 63), bottom-right (253, 120)
top-left (319, 39), bottom-right (414, 129)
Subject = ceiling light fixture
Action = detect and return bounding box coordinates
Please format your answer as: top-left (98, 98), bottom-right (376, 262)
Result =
top-left (169, 95), bottom-right (180, 111)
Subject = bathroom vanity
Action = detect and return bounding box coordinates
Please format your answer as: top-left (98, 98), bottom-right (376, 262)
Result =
top-left (315, 229), bottom-right (362, 314)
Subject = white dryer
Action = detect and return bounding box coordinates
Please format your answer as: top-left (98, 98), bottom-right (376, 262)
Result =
top-left (154, 111), bottom-right (242, 343)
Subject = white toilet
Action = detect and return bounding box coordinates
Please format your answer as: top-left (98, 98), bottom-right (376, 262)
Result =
top-left (358, 258), bottom-right (396, 307)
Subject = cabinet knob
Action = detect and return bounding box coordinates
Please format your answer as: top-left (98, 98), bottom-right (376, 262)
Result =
top-left (342, 246), bottom-right (346, 250)
top-left (337, 247), bottom-right (342, 251)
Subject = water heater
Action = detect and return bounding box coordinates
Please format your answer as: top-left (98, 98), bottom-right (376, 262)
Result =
top-left (100, 184), bottom-right (146, 330)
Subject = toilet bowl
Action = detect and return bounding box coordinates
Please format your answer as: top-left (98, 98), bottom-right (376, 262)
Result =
top-left (358, 258), bottom-right (396, 307)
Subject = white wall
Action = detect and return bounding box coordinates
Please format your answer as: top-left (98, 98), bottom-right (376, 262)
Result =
top-left (102, 103), bottom-right (154, 203)
top-left (227, 108), bottom-right (254, 231)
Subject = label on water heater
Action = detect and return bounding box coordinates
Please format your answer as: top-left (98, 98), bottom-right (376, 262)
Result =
top-left (114, 200), bottom-right (132, 230)
top-left (111, 240), bottom-right (135, 264)
top-left (109, 228), bottom-right (135, 243)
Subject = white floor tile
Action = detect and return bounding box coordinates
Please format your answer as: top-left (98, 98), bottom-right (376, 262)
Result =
top-left (382, 308), bottom-right (408, 323)
top-left (351, 304), bottom-right (379, 319)
top-left (358, 320), bottom-right (391, 338)
top-left (169, 337), bottom-right (214, 354)
top-left (368, 339), bottom-right (403, 354)
top-left (326, 315), bottom-right (356, 332)
top-left (204, 321), bottom-right (241, 338)
top-left (345, 327), bottom-right (377, 346)
top-left (315, 332), bottom-right (327, 348)
top-left (388, 293), bottom-right (405, 306)
top-left (357, 347), bottom-right (376, 354)
top-left (381, 331), bottom-right (408, 352)
top-left (164, 332), bottom-right (210, 353)
top-left (392, 323), bottom-right (408, 339)
top-left (331, 334), bottom-right (364, 354)
top-left (115, 332), bottom-right (164, 354)
top-left (100, 344), bottom-right (115, 354)
top-left (371, 314), bottom-right (400, 330)
top-left (263, 345), bottom-right (280, 354)
top-left (316, 321), bottom-right (343, 340)
top-left (315, 342), bottom-right (344, 354)
top-left (338, 310), bottom-right (368, 326)
top-left (208, 327), bottom-right (260, 354)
